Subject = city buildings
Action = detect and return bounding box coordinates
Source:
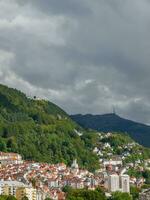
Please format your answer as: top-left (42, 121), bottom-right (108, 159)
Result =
top-left (139, 189), bottom-right (150, 200)
top-left (0, 151), bottom-right (133, 200)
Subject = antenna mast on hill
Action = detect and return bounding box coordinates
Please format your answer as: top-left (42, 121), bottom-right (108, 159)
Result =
top-left (112, 106), bottom-right (116, 115)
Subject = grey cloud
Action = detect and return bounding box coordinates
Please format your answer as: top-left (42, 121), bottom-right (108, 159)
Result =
top-left (16, 0), bottom-right (91, 17)
top-left (0, 0), bottom-right (150, 124)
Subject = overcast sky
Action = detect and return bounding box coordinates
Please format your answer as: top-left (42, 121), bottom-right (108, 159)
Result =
top-left (0, 0), bottom-right (150, 124)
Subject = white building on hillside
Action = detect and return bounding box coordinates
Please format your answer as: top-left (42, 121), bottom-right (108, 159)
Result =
top-left (71, 159), bottom-right (79, 174)
top-left (105, 173), bottom-right (130, 193)
top-left (103, 157), bottom-right (122, 167)
top-left (108, 174), bottom-right (120, 192)
top-left (121, 175), bottom-right (130, 193)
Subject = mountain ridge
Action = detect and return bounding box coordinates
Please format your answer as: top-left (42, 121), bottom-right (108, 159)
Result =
top-left (70, 113), bottom-right (150, 147)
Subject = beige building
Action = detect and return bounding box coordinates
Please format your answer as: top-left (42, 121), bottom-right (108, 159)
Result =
top-left (0, 181), bottom-right (36, 200)
top-left (0, 152), bottom-right (23, 165)
top-left (2, 185), bottom-right (9, 196)
top-left (0, 181), bottom-right (25, 196)
top-left (16, 187), bottom-right (36, 200)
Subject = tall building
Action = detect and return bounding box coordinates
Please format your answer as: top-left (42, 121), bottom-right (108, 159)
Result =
top-left (71, 159), bottom-right (79, 174)
top-left (108, 174), bottom-right (120, 192)
top-left (105, 173), bottom-right (130, 194)
top-left (71, 159), bottom-right (79, 169)
top-left (121, 175), bottom-right (130, 193)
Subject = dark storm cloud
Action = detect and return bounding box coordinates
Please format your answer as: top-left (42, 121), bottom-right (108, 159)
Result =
top-left (1, 0), bottom-right (150, 124)
top-left (17, 0), bottom-right (91, 17)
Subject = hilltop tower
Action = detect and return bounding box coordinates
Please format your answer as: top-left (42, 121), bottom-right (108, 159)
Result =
top-left (71, 159), bottom-right (79, 174)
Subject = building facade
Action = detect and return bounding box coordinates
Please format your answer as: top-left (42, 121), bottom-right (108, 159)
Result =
top-left (0, 181), bottom-right (36, 200)
top-left (105, 174), bottom-right (130, 193)
top-left (139, 189), bottom-right (150, 200)
top-left (108, 174), bottom-right (120, 192)
top-left (0, 181), bottom-right (25, 196)
top-left (121, 175), bottom-right (130, 193)
top-left (0, 152), bottom-right (23, 165)
top-left (16, 187), bottom-right (36, 200)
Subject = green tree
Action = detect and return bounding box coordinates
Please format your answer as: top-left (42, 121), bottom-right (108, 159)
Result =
top-left (62, 185), bottom-right (72, 193)
top-left (0, 138), bottom-right (7, 151)
top-left (44, 198), bottom-right (52, 200)
top-left (0, 196), bottom-right (8, 200)
top-left (67, 197), bottom-right (84, 200)
top-left (111, 192), bottom-right (132, 200)
top-left (66, 188), bottom-right (106, 200)
top-left (6, 196), bottom-right (17, 200)
top-left (21, 196), bottom-right (29, 200)
top-left (143, 170), bottom-right (150, 184)
top-left (130, 186), bottom-right (140, 200)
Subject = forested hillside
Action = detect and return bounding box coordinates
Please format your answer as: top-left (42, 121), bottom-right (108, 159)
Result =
top-left (0, 84), bottom-right (149, 172)
top-left (0, 84), bottom-right (99, 171)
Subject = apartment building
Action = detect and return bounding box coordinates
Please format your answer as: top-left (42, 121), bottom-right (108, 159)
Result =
top-left (108, 174), bottom-right (120, 192)
top-left (120, 175), bottom-right (130, 193)
top-left (0, 181), bottom-right (36, 200)
top-left (105, 173), bottom-right (130, 193)
top-left (16, 187), bottom-right (36, 200)
top-left (0, 181), bottom-right (26, 196)
top-left (0, 152), bottom-right (23, 165)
